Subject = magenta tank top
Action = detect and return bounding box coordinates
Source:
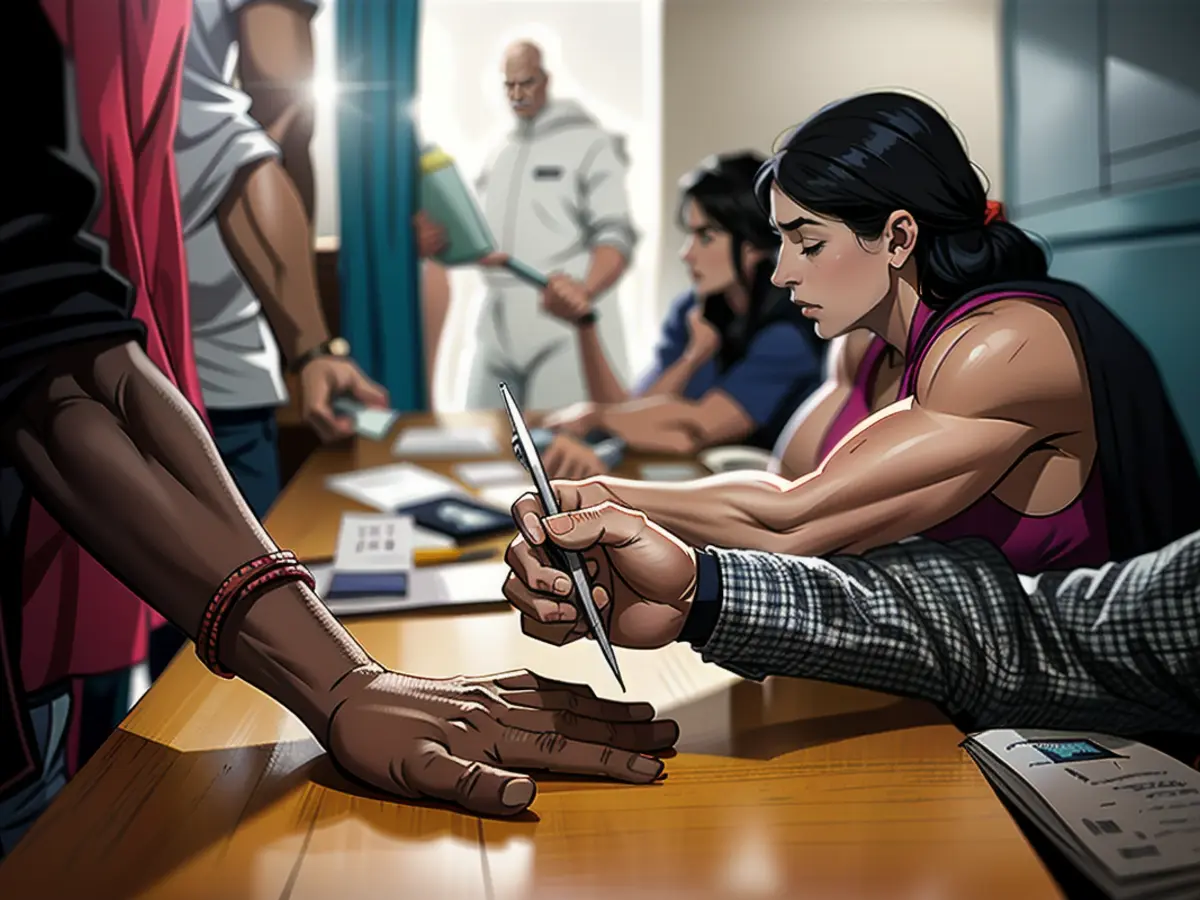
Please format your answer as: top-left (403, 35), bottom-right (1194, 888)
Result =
top-left (817, 291), bottom-right (1108, 573)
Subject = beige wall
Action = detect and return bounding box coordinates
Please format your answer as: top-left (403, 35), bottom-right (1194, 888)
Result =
top-left (657, 0), bottom-right (1003, 308)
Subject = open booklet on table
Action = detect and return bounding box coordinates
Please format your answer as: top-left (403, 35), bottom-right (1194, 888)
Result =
top-left (962, 729), bottom-right (1200, 900)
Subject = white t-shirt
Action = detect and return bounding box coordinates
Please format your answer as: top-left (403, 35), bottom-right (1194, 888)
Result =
top-left (175, 0), bottom-right (320, 410)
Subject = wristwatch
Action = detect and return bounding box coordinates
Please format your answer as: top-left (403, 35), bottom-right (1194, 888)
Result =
top-left (290, 336), bottom-right (351, 373)
top-left (575, 310), bottom-right (598, 327)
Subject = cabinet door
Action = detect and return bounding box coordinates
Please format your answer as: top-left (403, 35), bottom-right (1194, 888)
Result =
top-left (1007, 0), bottom-right (1102, 212)
top-left (1105, 0), bottom-right (1200, 192)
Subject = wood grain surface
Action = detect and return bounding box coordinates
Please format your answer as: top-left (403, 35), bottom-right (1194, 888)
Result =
top-left (0, 412), bottom-right (1064, 899)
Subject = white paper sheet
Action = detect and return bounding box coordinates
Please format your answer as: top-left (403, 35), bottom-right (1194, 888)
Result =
top-left (333, 513), bottom-right (414, 572)
top-left (312, 560), bottom-right (510, 616)
top-left (453, 460), bottom-right (527, 488)
top-left (476, 482), bottom-right (533, 512)
top-left (392, 426), bottom-right (499, 457)
top-left (325, 463), bottom-right (466, 512)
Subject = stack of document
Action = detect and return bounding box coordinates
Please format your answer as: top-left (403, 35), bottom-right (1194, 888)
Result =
top-left (392, 425), bottom-right (500, 458)
top-left (963, 729), bottom-right (1200, 899)
top-left (326, 513), bottom-right (413, 598)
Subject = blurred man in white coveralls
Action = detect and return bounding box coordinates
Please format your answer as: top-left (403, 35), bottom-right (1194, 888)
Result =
top-left (468, 40), bottom-right (638, 410)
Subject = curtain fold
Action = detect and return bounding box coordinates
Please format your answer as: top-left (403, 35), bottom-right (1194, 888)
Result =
top-left (335, 0), bottom-right (425, 410)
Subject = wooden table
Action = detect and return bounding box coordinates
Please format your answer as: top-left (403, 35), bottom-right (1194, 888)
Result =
top-left (0, 412), bottom-right (1065, 899)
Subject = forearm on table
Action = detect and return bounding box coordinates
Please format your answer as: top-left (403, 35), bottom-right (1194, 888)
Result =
top-left (218, 157), bottom-right (330, 363)
top-left (597, 394), bottom-right (751, 456)
top-left (614, 404), bottom-right (1026, 555)
top-left (695, 540), bottom-right (1200, 736)
top-left (1, 340), bottom-right (374, 738)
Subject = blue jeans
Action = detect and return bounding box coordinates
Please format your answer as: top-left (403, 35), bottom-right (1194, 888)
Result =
top-left (144, 406), bottom-right (282, 687)
top-left (209, 405), bottom-right (282, 521)
top-left (0, 683), bottom-right (71, 858)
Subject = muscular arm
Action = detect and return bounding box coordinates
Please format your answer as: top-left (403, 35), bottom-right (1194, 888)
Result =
top-left (594, 393), bottom-right (754, 455)
top-left (771, 331), bottom-right (868, 480)
top-left (0, 25), bottom-right (373, 743)
top-left (579, 303), bottom-right (1086, 555)
top-left (3, 343), bottom-right (374, 737)
top-left (690, 536), bottom-right (1200, 737)
top-left (219, 0), bottom-right (331, 364)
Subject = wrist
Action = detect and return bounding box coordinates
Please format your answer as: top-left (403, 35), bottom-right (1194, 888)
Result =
top-left (676, 548), bottom-right (721, 647)
top-left (290, 335), bottom-right (347, 374)
top-left (221, 580), bottom-right (382, 741)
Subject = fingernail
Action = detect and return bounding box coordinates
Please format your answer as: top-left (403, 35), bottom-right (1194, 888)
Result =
top-left (631, 755), bottom-right (664, 778)
top-left (546, 514), bottom-right (575, 535)
top-left (552, 576), bottom-right (571, 595)
top-left (501, 778), bottom-right (535, 808)
top-left (522, 512), bottom-right (546, 543)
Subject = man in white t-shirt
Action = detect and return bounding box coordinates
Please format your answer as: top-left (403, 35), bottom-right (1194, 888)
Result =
top-left (167, 0), bottom-right (440, 678)
top-left (175, 0), bottom-right (442, 517)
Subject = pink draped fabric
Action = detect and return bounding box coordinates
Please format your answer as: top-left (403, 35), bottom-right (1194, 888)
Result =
top-left (21, 0), bottom-right (208, 690)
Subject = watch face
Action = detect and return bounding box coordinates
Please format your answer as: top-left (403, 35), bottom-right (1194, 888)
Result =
top-left (327, 337), bottom-right (351, 357)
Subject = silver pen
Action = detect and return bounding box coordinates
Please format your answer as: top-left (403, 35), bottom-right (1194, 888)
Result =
top-left (499, 383), bottom-right (626, 691)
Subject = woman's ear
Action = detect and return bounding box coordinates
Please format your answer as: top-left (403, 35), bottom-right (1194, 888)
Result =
top-left (886, 210), bottom-right (919, 269)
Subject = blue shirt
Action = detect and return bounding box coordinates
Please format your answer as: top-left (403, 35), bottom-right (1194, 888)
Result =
top-left (632, 292), bottom-right (824, 450)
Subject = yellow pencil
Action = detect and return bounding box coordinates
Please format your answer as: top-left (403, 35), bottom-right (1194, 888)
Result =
top-left (413, 546), bottom-right (500, 567)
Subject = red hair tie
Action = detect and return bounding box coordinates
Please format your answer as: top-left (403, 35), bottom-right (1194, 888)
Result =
top-left (984, 200), bottom-right (1006, 225)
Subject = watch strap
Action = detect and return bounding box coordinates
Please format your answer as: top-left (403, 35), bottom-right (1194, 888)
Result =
top-left (289, 337), bottom-right (349, 374)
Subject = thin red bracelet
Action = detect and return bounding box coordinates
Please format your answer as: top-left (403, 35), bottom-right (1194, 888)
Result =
top-left (197, 551), bottom-right (294, 651)
top-left (199, 559), bottom-right (315, 678)
top-left (197, 551), bottom-right (315, 678)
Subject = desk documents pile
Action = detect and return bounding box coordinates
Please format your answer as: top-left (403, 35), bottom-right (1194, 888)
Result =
top-left (963, 729), bottom-right (1200, 899)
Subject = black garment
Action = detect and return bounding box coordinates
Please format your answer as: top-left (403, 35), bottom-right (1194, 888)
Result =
top-left (914, 279), bottom-right (1200, 564)
top-left (0, 0), bottom-right (146, 800)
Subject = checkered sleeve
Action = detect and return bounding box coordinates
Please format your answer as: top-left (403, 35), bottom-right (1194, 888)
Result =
top-left (697, 533), bottom-right (1200, 736)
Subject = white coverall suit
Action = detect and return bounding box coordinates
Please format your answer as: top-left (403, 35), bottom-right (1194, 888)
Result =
top-left (466, 98), bottom-right (638, 410)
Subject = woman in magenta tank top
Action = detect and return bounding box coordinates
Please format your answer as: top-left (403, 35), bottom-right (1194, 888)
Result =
top-left (564, 91), bottom-right (1200, 575)
top-left (751, 91), bottom-right (1200, 573)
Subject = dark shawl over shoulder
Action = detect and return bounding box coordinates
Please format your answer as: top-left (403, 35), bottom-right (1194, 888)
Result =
top-left (0, 0), bottom-right (146, 800)
top-left (915, 278), bottom-right (1200, 564)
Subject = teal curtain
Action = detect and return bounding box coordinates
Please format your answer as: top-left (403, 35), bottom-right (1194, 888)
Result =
top-left (335, 0), bottom-right (425, 410)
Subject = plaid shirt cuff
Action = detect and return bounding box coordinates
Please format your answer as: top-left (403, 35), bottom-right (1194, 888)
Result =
top-left (694, 546), bottom-right (822, 682)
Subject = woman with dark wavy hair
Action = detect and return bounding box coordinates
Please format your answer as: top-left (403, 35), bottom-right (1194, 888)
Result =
top-left (539, 152), bottom-right (825, 479)
top-left (539, 91), bottom-right (1200, 572)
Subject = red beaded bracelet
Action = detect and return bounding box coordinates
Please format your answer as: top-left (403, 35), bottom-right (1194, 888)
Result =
top-left (196, 551), bottom-right (315, 678)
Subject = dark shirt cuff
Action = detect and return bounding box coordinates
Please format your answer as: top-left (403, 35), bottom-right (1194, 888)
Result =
top-left (677, 548), bottom-right (721, 648)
